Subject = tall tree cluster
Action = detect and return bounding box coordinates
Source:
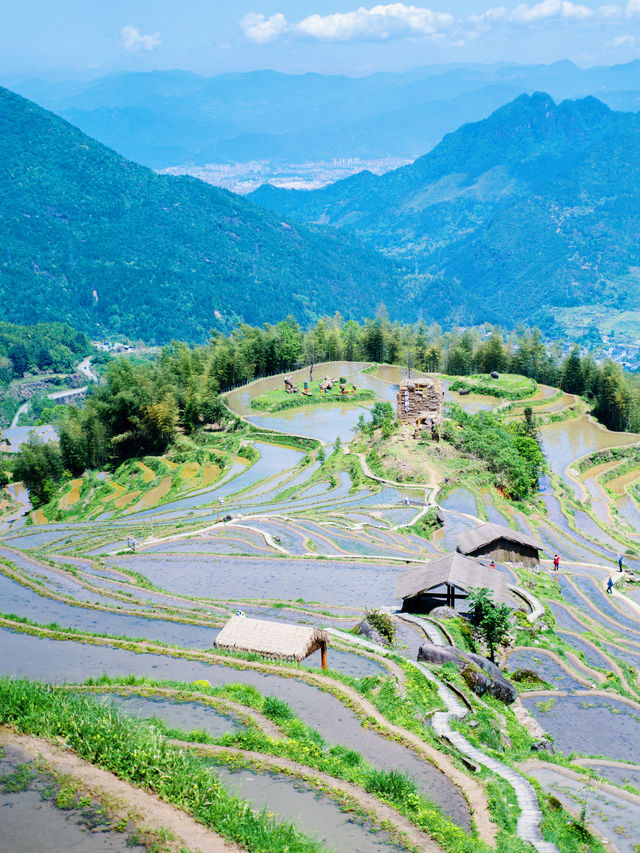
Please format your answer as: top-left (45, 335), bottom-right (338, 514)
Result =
top-left (11, 312), bottom-right (640, 506)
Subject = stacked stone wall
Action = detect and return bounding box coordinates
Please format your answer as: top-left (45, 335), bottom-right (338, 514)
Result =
top-left (396, 380), bottom-right (444, 426)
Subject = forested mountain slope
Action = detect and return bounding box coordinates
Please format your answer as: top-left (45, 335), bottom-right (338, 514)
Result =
top-left (251, 93), bottom-right (640, 326)
top-left (0, 87), bottom-right (396, 342)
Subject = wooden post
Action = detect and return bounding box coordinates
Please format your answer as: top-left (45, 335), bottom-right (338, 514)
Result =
top-left (320, 641), bottom-right (327, 671)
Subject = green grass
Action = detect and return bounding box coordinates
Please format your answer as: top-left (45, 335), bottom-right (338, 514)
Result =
top-left (83, 675), bottom-right (493, 853)
top-left (447, 373), bottom-right (537, 400)
top-left (250, 379), bottom-right (375, 412)
top-left (0, 678), bottom-right (327, 853)
top-left (1, 762), bottom-right (36, 792)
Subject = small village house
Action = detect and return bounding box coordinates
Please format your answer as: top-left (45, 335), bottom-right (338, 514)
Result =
top-left (215, 615), bottom-right (330, 669)
top-left (455, 522), bottom-right (542, 567)
top-left (395, 552), bottom-right (512, 613)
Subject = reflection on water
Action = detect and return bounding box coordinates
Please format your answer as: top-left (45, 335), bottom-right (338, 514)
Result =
top-left (0, 627), bottom-right (470, 824)
top-left (96, 692), bottom-right (241, 738)
top-left (522, 694), bottom-right (640, 761)
top-left (225, 362), bottom-right (371, 418)
top-left (214, 764), bottom-right (406, 853)
top-left (539, 416), bottom-right (638, 479)
top-left (247, 401), bottom-right (373, 444)
top-left (226, 361), bottom-right (506, 444)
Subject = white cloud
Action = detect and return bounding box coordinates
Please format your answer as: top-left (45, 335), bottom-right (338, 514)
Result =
top-left (296, 4), bottom-right (454, 41)
top-left (240, 12), bottom-right (289, 43)
top-left (509, 0), bottom-right (594, 22)
top-left (241, 4), bottom-right (453, 43)
top-left (241, 1), bottom-right (638, 44)
top-left (600, 4), bottom-right (624, 17)
top-left (472, 0), bottom-right (600, 25)
top-left (119, 25), bottom-right (162, 53)
top-left (606, 32), bottom-right (637, 44)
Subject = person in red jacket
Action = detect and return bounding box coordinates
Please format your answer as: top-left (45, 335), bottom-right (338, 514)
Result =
top-left (553, 554), bottom-right (560, 571)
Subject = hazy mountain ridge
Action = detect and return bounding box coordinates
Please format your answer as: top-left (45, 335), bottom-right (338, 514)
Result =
top-left (0, 86), bottom-right (397, 342)
top-left (9, 61), bottom-right (640, 168)
top-left (250, 92), bottom-right (640, 325)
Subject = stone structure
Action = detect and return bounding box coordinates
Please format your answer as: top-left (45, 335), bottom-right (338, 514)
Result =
top-left (416, 642), bottom-right (517, 703)
top-left (396, 378), bottom-right (444, 438)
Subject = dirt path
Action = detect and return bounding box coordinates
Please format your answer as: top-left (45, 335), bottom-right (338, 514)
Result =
top-left (177, 740), bottom-right (445, 852)
top-left (0, 727), bottom-right (242, 853)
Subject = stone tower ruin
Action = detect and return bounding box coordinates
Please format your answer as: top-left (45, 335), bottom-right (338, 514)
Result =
top-left (397, 379), bottom-right (445, 438)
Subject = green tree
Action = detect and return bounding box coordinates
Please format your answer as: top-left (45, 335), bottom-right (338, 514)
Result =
top-left (467, 587), bottom-right (512, 662)
top-left (560, 346), bottom-right (584, 395)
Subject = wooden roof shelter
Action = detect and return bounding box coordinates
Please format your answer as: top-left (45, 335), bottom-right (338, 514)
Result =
top-left (455, 522), bottom-right (543, 566)
top-left (395, 552), bottom-right (511, 612)
top-left (215, 615), bottom-right (329, 669)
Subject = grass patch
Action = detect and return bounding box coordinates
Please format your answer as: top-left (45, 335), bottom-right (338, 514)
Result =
top-left (447, 373), bottom-right (537, 400)
top-left (250, 380), bottom-right (375, 412)
top-left (0, 678), bottom-right (326, 853)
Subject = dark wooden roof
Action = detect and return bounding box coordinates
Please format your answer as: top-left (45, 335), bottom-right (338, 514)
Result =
top-left (395, 552), bottom-right (511, 603)
top-left (455, 522), bottom-right (542, 555)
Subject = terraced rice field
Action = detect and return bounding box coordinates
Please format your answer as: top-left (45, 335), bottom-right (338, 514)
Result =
top-left (3, 361), bottom-right (640, 853)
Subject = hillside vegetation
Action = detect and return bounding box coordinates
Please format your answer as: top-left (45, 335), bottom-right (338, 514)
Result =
top-left (0, 86), bottom-right (395, 342)
top-left (252, 93), bottom-right (640, 328)
top-left (10, 316), bottom-right (640, 508)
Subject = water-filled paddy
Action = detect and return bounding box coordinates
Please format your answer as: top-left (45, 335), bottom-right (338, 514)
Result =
top-left (0, 571), bottom-right (220, 648)
top-left (127, 443), bottom-right (304, 519)
top-left (617, 494), bottom-right (640, 530)
top-left (539, 416), bottom-right (639, 495)
top-left (556, 632), bottom-right (612, 670)
top-left (546, 602), bottom-right (589, 633)
top-left (439, 488), bottom-right (478, 519)
top-left (106, 553), bottom-right (409, 607)
top-left (0, 627), bottom-right (469, 825)
top-left (581, 761), bottom-right (640, 791)
top-left (95, 691), bottom-right (242, 738)
top-left (434, 509), bottom-right (477, 552)
top-left (214, 764), bottom-right (407, 853)
top-left (571, 576), bottom-right (640, 635)
top-left (506, 649), bottom-right (585, 691)
top-left (525, 764), bottom-right (640, 853)
top-left (521, 693), bottom-right (640, 760)
top-left (0, 740), bottom-right (146, 853)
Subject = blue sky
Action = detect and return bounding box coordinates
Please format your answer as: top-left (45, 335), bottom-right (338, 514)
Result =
top-left (3, 0), bottom-right (640, 78)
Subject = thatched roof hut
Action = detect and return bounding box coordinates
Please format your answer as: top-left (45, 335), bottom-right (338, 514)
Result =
top-left (215, 615), bottom-right (329, 669)
top-left (395, 552), bottom-right (511, 613)
top-left (455, 522), bottom-right (542, 567)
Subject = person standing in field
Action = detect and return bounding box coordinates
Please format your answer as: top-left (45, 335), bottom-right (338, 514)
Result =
top-left (553, 554), bottom-right (560, 571)
top-left (617, 553), bottom-right (624, 572)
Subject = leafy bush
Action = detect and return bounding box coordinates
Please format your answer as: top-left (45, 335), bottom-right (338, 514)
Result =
top-left (364, 608), bottom-right (396, 644)
top-left (442, 405), bottom-right (543, 500)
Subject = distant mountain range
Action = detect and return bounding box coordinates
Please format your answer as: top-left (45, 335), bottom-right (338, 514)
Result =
top-left (251, 92), bottom-right (640, 327)
top-left (0, 87), bottom-right (396, 342)
top-left (5, 79), bottom-right (640, 338)
top-left (7, 61), bottom-right (640, 169)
